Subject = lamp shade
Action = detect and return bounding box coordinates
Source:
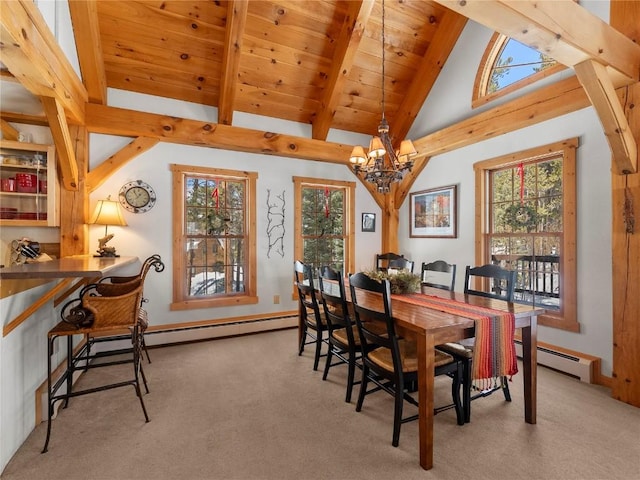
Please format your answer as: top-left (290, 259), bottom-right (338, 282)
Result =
top-left (398, 139), bottom-right (417, 158)
top-left (368, 137), bottom-right (386, 159)
top-left (349, 146), bottom-right (367, 164)
top-left (90, 198), bottom-right (127, 226)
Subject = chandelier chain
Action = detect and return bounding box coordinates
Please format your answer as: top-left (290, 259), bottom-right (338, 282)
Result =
top-left (348, 0), bottom-right (416, 194)
top-left (381, 0), bottom-right (386, 121)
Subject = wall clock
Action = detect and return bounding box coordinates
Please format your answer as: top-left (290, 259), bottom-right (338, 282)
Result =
top-left (118, 180), bottom-right (157, 213)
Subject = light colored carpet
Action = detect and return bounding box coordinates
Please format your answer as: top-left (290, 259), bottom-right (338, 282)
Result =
top-left (2, 328), bottom-right (639, 480)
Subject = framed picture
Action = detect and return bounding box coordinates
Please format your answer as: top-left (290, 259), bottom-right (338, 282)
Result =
top-left (410, 185), bottom-right (457, 238)
top-left (361, 213), bottom-right (376, 232)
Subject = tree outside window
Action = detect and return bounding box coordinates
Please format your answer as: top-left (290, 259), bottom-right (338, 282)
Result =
top-left (472, 33), bottom-right (565, 108)
top-left (293, 177), bottom-right (355, 280)
top-left (474, 139), bottom-right (578, 332)
top-left (171, 164), bottom-right (257, 310)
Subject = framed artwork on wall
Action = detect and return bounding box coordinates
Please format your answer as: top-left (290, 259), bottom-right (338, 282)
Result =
top-left (410, 185), bottom-right (457, 238)
top-left (362, 212), bottom-right (376, 232)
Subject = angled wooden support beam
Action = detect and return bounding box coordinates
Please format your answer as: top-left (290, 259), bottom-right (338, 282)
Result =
top-left (350, 166), bottom-right (383, 208)
top-left (575, 60), bottom-right (637, 175)
top-left (435, 0), bottom-right (640, 86)
top-left (68, 0), bottom-right (107, 104)
top-left (41, 96), bottom-right (79, 190)
top-left (0, 0), bottom-right (87, 123)
top-left (0, 118), bottom-right (19, 140)
top-left (218, 0), bottom-right (249, 126)
top-left (86, 136), bottom-right (160, 193)
top-left (395, 156), bottom-right (432, 207)
top-left (312, 0), bottom-right (374, 140)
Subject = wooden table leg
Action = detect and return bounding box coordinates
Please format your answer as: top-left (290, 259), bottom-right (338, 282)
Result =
top-left (521, 314), bottom-right (538, 424)
top-left (416, 332), bottom-right (435, 470)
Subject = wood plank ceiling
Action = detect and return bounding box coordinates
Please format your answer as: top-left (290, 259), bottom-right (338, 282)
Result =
top-left (74, 0), bottom-right (463, 144)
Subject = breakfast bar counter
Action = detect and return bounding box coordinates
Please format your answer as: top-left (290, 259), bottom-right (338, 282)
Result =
top-left (1, 255), bottom-right (138, 336)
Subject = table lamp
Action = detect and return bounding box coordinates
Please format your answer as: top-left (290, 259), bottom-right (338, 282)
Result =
top-left (89, 195), bottom-right (128, 257)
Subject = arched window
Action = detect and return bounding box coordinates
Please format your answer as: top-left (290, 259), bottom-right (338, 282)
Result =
top-left (472, 33), bottom-right (565, 108)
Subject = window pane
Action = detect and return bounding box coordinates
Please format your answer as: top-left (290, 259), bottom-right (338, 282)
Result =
top-left (489, 155), bottom-right (564, 309)
top-left (300, 185), bottom-right (347, 272)
top-left (489, 39), bottom-right (558, 93)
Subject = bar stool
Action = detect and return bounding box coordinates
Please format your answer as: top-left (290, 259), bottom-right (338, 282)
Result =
top-left (96, 254), bottom-right (164, 362)
top-left (42, 279), bottom-right (149, 453)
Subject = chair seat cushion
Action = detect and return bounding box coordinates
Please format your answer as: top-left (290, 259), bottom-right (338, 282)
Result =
top-left (370, 340), bottom-right (456, 374)
top-left (332, 327), bottom-right (360, 346)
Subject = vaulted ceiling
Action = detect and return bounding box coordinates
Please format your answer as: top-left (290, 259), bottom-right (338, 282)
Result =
top-left (67, 0), bottom-right (466, 144)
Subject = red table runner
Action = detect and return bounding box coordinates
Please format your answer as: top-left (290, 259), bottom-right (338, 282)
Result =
top-left (393, 293), bottom-right (518, 385)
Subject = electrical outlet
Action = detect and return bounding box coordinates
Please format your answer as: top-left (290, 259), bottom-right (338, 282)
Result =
top-left (273, 295), bottom-right (280, 304)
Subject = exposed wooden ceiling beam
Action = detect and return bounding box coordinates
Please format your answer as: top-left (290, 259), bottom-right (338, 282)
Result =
top-left (392, 10), bottom-right (467, 144)
top-left (0, 0), bottom-right (87, 123)
top-left (41, 96), bottom-right (79, 190)
top-left (85, 103), bottom-right (353, 164)
top-left (413, 75), bottom-right (590, 158)
top-left (575, 60), bottom-right (637, 174)
top-left (0, 119), bottom-right (19, 140)
top-left (85, 73), bottom-right (591, 179)
top-left (68, 0), bottom-right (108, 105)
top-left (218, 0), bottom-right (248, 126)
top-left (86, 137), bottom-right (159, 193)
top-left (312, 0), bottom-right (374, 140)
top-left (435, 0), bottom-right (640, 86)
top-left (0, 111), bottom-right (49, 126)
top-left (0, 69), bottom-right (19, 82)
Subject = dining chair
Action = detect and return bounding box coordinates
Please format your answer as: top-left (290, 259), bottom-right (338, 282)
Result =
top-left (42, 279), bottom-right (149, 453)
top-left (348, 272), bottom-right (464, 447)
top-left (375, 252), bottom-right (404, 272)
top-left (437, 263), bottom-right (517, 422)
top-left (318, 266), bottom-right (361, 403)
top-left (96, 254), bottom-right (165, 363)
top-left (421, 260), bottom-right (456, 291)
top-left (294, 260), bottom-right (329, 371)
top-left (388, 257), bottom-right (415, 273)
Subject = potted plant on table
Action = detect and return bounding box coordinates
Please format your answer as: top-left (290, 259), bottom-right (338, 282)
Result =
top-left (363, 268), bottom-right (421, 294)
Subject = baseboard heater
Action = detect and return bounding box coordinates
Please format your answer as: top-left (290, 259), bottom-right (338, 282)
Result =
top-left (144, 313), bottom-right (299, 346)
top-left (514, 339), bottom-right (599, 384)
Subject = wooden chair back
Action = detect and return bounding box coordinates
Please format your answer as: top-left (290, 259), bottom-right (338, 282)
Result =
top-left (388, 257), bottom-right (415, 273)
top-left (376, 252), bottom-right (404, 271)
top-left (318, 266), bottom-right (353, 338)
top-left (421, 260), bottom-right (456, 291)
top-left (464, 264), bottom-right (516, 301)
top-left (348, 272), bottom-right (401, 372)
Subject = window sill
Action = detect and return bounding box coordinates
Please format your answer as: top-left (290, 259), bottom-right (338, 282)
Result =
top-left (539, 312), bottom-right (580, 333)
top-left (170, 295), bottom-right (259, 311)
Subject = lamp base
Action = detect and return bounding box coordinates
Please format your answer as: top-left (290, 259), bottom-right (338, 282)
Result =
top-left (93, 253), bottom-right (120, 258)
top-left (94, 245), bottom-right (119, 257)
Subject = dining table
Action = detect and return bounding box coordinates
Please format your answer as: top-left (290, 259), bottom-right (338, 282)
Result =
top-left (300, 276), bottom-right (543, 471)
top-left (387, 285), bottom-right (541, 470)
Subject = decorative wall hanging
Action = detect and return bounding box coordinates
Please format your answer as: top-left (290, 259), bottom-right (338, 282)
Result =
top-left (410, 185), bottom-right (457, 238)
top-left (266, 189), bottom-right (285, 258)
top-left (362, 213), bottom-right (376, 232)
